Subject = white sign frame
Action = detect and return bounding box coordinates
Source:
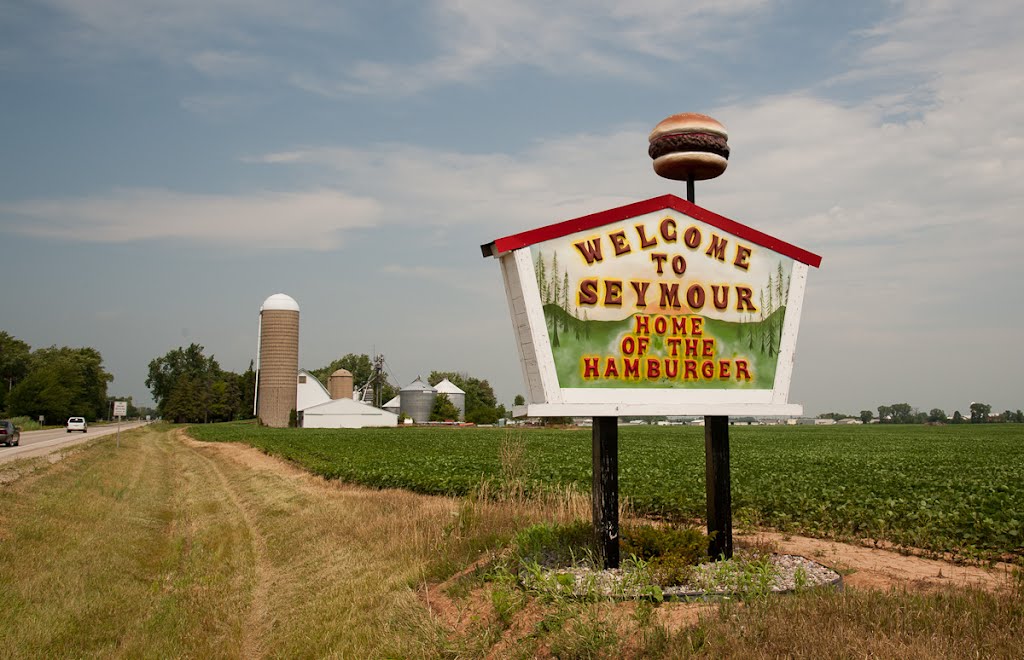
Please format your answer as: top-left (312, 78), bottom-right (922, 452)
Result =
top-left (484, 195), bottom-right (821, 417)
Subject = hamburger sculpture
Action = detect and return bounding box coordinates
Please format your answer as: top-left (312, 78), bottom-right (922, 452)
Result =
top-left (648, 112), bottom-right (729, 182)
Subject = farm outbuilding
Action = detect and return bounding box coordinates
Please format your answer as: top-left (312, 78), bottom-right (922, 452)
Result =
top-left (296, 369), bottom-right (396, 429)
top-left (296, 369), bottom-right (331, 412)
top-left (301, 397), bottom-right (398, 429)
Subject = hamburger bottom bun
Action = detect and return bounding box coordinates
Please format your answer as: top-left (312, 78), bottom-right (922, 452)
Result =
top-left (652, 151), bottom-right (728, 181)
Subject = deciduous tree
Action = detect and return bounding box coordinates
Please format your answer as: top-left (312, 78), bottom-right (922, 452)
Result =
top-left (8, 346), bottom-right (112, 422)
top-left (430, 393), bottom-right (460, 422)
top-left (0, 331), bottom-right (31, 411)
top-left (429, 371), bottom-right (500, 424)
top-left (969, 402), bottom-right (992, 424)
top-left (146, 344), bottom-right (248, 423)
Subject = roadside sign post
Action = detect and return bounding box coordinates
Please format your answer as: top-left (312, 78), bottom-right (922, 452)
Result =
top-left (592, 417), bottom-right (619, 568)
top-left (113, 401), bottom-right (127, 448)
top-left (482, 116), bottom-right (821, 567)
top-left (688, 174), bottom-right (733, 560)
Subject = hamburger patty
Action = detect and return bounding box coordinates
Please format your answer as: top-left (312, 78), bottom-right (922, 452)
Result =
top-left (649, 132), bottom-right (730, 160)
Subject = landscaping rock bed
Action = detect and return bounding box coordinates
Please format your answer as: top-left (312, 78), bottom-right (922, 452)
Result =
top-left (520, 553), bottom-right (842, 600)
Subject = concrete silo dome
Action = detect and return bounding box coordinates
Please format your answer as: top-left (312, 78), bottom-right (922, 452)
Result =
top-left (261, 293), bottom-right (300, 312)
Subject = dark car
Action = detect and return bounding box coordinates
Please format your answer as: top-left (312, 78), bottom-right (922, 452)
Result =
top-left (0, 420), bottom-right (20, 447)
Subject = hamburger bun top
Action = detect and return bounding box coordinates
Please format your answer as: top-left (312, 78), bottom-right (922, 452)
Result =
top-left (649, 113), bottom-right (728, 142)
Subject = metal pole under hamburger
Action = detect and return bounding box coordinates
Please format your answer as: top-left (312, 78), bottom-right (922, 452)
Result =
top-left (650, 113), bottom-right (733, 560)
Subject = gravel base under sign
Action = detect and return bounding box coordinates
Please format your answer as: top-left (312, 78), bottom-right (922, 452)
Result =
top-left (521, 553), bottom-right (842, 599)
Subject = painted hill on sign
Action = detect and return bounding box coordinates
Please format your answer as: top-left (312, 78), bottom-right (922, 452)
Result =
top-left (543, 303), bottom-right (784, 390)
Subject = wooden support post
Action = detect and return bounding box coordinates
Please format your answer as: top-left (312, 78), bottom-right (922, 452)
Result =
top-left (705, 415), bottom-right (733, 559)
top-left (592, 416), bottom-right (620, 569)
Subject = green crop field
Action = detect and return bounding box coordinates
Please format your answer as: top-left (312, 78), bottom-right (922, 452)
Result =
top-left (189, 423), bottom-right (1024, 561)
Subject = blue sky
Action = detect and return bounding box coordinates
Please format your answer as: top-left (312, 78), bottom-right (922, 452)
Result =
top-left (2, 0), bottom-right (1022, 416)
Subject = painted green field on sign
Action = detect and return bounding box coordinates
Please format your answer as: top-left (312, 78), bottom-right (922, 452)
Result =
top-left (189, 423), bottom-right (1024, 561)
top-left (544, 304), bottom-right (783, 389)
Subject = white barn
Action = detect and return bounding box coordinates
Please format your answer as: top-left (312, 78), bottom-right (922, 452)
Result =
top-left (302, 397), bottom-right (398, 429)
top-left (297, 369), bottom-right (331, 412)
top-left (296, 369), bottom-right (397, 429)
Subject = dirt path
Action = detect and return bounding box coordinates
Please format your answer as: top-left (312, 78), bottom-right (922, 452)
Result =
top-left (738, 531), bottom-right (1016, 592)
top-left (177, 431), bottom-right (460, 658)
top-left (176, 430), bottom-right (272, 658)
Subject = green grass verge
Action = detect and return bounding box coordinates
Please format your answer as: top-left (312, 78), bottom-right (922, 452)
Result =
top-left (189, 422), bottom-right (1024, 560)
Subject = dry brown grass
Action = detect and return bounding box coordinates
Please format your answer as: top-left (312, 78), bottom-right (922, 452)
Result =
top-left (667, 580), bottom-right (1024, 658)
top-left (2, 424), bottom-right (1021, 659)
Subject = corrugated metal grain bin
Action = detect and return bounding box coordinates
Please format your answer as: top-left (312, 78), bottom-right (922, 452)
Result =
top-left (433, 377), bottom-right (466, 421)
top-left (399, 377), bottom-right (436, 423)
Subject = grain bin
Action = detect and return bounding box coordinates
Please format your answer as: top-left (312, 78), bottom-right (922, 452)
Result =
top-left (433, 378), bottom-right (466, 421)
top-left (328, 368), bottom-right (354, 400)
top-left (383, 394), bottom-right (401, 416)
top-left (257, 293), bottom-right (300, 428)
top-left (399, 377), bottom-right (436, 423)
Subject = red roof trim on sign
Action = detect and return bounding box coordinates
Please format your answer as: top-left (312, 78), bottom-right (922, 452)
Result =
top-left (485, 194), bottom-right (822, 268)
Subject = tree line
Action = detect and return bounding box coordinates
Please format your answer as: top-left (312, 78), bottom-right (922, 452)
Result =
top-left (0, 330), bottom-right (125, 423)
top-left (145, 346), bottom-right (508, 426)
top-left (817, 402), bottom-right (1023, 425)
top-left (146, 344), bottom-right (256, 423)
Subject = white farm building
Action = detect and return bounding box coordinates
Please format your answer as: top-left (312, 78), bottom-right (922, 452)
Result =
top-left (296, 369), bottom-right (397, 429)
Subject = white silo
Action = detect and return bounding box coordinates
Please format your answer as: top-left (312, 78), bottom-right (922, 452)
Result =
top-left (433, 378), bottom-right (466, 421)
top-left (256, 293), bottom-right (300, 428)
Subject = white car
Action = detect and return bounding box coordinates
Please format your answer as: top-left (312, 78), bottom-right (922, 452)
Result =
top-left (66, 417), bottom-right (88, 433)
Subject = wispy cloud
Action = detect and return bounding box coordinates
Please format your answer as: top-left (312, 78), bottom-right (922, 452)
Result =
top-left (292, 0), bottom-right (771, 96)
top-left (0, 189), bottom-right (381, 250)
top-left (179, 93), bottom-right (263, 117)
top-left (17, 0), bottom-right (770, 98)
top-left (380, 264), bottom-right (493, 295)
top-left (188, 50), bottom-right (267, 78)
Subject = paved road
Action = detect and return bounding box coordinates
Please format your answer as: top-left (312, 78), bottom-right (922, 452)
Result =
top-left (0, 421), bottom-right (151, 464)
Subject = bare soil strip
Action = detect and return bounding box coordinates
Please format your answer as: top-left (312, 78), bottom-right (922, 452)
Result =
top-left (738, 531), bottom-right (1016, 592)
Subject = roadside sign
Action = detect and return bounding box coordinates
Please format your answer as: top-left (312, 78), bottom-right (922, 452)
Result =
top-left (482, 194), bottom-right (821, 418)
top-left (113, 401), bottom-right (127, 417)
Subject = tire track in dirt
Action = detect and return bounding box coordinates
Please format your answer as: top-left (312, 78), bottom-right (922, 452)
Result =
top-left (175, 430), bottom-right (272, 658)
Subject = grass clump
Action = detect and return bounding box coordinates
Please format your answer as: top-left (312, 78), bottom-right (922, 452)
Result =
top-left (621, 523), bottom-right (709, 586)
top-left (511, 520), bottom-right (598, 568)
